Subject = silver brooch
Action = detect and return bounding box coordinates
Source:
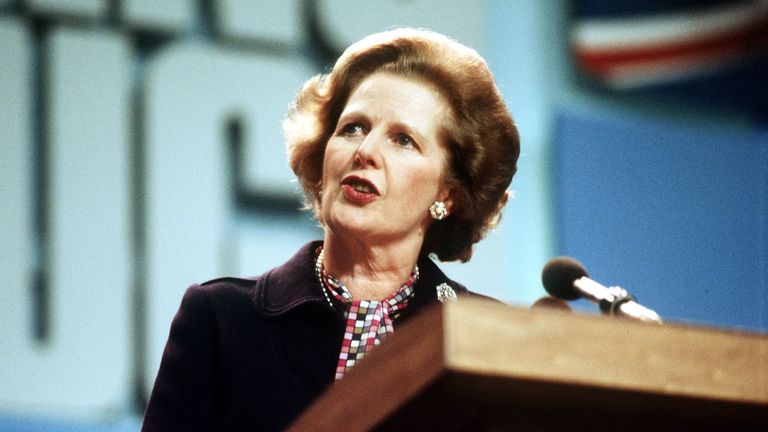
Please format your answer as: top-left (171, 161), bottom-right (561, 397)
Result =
top-left (436, 283), bottom-right (457, 303)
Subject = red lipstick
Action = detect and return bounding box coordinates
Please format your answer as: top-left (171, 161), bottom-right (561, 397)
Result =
top-left (341, 176), bottom-right (379, 203)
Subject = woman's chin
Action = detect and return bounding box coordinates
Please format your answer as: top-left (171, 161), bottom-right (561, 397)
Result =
top-left (325, 217), bottom-right (378, 240)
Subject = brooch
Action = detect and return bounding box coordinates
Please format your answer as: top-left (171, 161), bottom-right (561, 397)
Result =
top-left (436, 283), bottom-right (457, 303)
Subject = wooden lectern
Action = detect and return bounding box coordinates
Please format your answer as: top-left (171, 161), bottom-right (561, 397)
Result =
top-left (289, 298), bottom-right (768, 431)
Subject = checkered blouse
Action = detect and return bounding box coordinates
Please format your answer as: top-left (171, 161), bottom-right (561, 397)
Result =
top-left (315, 247), bottom-right (418, 379)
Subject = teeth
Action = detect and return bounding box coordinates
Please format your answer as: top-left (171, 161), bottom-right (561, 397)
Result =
top-left (352, 181), bottom-right (373, 193)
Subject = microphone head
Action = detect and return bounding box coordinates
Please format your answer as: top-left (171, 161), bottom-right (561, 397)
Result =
top-left (542, 257), bottom-right (589, 301)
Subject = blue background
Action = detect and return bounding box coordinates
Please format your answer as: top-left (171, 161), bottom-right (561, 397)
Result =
top-left (554, 108), bottom-right (766, 331)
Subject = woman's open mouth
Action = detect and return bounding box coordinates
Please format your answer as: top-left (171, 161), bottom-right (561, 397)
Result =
top-left (341, 176), bottom-right (379, 202)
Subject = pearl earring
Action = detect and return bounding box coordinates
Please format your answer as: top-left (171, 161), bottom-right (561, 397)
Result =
top-left (429, 201), bottom-right (448, 220)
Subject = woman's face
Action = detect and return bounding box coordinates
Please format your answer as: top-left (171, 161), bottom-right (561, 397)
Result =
top-left (320, 72), bottom-right (453, 247)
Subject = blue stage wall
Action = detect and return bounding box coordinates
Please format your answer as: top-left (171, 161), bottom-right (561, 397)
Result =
top-left (554, 108), bottom-right (767, 331)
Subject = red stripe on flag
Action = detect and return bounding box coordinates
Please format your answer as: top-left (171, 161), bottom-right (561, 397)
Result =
top-left (574, 14), bottom-right (768, 81)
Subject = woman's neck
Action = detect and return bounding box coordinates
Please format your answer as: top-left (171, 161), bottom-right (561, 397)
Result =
top-left (321, 233), bottom-right (422, 301)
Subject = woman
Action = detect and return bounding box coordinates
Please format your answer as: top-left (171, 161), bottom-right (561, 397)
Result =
top-left (142, 28), bottom-right (519, 431)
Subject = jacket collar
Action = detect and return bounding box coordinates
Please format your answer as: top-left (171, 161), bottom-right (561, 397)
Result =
top-left (253, 241), bottom-right (469, 317)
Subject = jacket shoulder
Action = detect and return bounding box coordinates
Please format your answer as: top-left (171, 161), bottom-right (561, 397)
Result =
top-left (201, 276), bottom-right (259, 289)
top-left (177, 276), bottom-right (263, 310)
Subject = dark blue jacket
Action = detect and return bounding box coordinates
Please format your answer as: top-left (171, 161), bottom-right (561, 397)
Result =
top-left (141, 241), bottom-right (473, 431)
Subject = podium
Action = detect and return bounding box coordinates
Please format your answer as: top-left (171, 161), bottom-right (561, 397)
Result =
top-left (289, 298), bottom-right (768, 431)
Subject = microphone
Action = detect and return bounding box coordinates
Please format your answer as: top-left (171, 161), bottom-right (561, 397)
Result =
top-left (541, 257), bottom-right (663, 324)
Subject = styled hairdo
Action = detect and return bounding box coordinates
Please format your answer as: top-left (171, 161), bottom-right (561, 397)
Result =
top-left (284, 28), bottom-right (520, 262)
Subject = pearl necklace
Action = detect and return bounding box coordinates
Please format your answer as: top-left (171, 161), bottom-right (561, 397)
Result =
top-left (314, 246), bottom-right (419, 308)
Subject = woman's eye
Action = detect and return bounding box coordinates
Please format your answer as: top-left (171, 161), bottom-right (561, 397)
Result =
top-left (396, 134), bottom-right (415, 148)
top-left (341, 123), bottom-right (365, 136)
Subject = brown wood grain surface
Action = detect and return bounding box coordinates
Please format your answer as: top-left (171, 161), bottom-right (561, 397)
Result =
top-left (289, 299), bottom-right (768, 431)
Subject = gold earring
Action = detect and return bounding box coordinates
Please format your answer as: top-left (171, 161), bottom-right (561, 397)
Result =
top-left (429, 201), bottom-right (448, 220)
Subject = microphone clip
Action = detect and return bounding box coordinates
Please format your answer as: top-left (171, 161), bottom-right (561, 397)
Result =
top-left (599, 287), bottom-right (636, 317)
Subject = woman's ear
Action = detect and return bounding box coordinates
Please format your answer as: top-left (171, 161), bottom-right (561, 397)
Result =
top-left (313, 181), bottom-right (325, 224)
top-left (440, 187), bottom-right (457, 215)
top-left (315, 180), bottom-right (323, 202)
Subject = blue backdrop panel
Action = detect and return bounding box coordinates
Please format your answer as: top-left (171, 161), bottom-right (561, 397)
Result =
top-left (553, 110), bottom-right (767, 331)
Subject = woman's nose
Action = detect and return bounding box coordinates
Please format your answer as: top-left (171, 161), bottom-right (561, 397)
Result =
top-left (354, 132), bottom-right (382, 168)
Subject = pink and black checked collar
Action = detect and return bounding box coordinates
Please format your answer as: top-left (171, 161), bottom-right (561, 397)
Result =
top-left (315, 246), bottom-right (418, 379)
